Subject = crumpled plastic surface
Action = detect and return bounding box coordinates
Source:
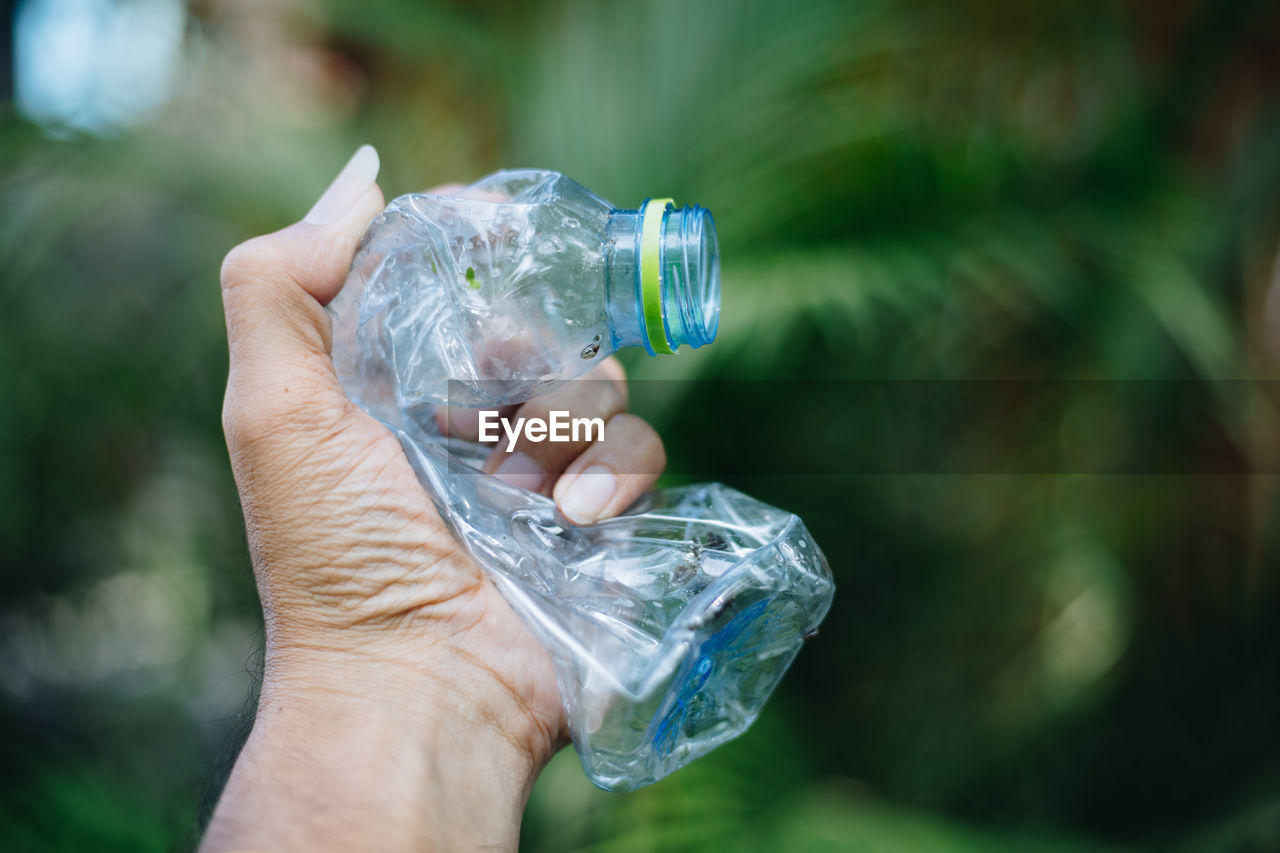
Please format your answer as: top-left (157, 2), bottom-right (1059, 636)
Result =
top-left (331, 170), bottom-right (620, 410)
top-left (328, 172), bottom-right (835, 791)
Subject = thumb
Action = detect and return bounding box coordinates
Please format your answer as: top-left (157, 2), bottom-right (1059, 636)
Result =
top-left (220, 145), bottom-right (385, 449)
top-left (220, 144), bottom-right (385, 374)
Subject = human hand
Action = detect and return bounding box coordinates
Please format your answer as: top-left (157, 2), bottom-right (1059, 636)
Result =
top-left (201, 146), bottom-right (666, 852)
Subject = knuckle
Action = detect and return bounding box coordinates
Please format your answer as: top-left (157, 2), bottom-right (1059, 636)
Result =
top-left (221, 385), bottom-right (267, 449)
top-left (598, 357), bottom-right (626, 382)
top-left (609, 411), bottom-right (646, 431)
top-left (219, 241), bottom-right (256, 290)
top-left (222, 370), bottom-right (350, 453)
top-left (220, 233), bottom-right (311, 298)
top-left (220, 235), bottom-right (277, 291)
top-left (611, 412), bottom-right (665, 460)
top-left (596, 358), bottom-right (628, 404)
top-left (221, 383), bottom-right (294, 451)
top-left (606, 358), bottom-right (632, 404)
top-left (221, 392), bottom-right (254, 448)
top-left (648, 427), bottom-right (668, 470)
top-left (573, 374), bottom-right (627, 418)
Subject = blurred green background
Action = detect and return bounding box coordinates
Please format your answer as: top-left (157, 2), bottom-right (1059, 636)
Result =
top-left (4, 0), bottom-right (1280, 850)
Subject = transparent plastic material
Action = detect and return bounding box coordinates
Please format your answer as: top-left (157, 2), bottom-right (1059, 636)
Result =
top-left (332, 169), bottom-right (720, 409)
top-left (329, 170), bottom-right (835, 790)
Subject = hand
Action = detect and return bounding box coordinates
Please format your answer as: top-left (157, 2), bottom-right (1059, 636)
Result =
top-left (200, 146), bottom-right (666, 852)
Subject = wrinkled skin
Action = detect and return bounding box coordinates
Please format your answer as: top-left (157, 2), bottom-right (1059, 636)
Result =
top-left (201, 153), bottom-right (665, 852)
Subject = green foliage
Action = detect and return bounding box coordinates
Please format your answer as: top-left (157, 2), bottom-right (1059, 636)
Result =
top-left (4, 0), bottom-right (1280, 849)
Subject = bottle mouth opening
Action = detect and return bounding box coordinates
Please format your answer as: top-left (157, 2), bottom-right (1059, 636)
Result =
top-left (694, 210), bottom-right (721, 345)
top-left (663, 205), bottom-right (719, 351)
top-left (636, 200), bottom-right (722, 355)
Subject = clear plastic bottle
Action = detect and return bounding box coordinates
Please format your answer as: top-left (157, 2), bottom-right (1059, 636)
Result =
top-left (332, 169), bottom-right (720, 410)
top-left (329, 170), bottom-right (834, 791)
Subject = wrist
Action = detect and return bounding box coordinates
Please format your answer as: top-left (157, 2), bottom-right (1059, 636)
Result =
top-left (202, 644), bottom-right (548, 852)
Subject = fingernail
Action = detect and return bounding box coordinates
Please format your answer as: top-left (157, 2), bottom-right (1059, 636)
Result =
top-left (493, 452), bottom-right (546, 492)
top-left (305, 144), bottom-right (380, 225)
top-left (559, 465), bottom-right (617, 524)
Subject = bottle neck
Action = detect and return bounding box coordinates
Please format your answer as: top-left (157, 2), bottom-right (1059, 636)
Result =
top-left (604, 202), bottom-right (720, 355)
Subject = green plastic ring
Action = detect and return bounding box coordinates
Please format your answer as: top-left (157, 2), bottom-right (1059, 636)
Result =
top-left (640, 198), bottom-right (675, 355)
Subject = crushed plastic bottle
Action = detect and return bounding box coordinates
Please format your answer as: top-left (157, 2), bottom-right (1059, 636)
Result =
top-left (333, 169), bottom-right (719, 410)
top-left (329, 169), bottom-right (835, 790)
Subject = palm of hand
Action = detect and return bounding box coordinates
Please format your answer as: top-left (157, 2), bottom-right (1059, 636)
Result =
top-left (230, 368), bottom-right (567, 758)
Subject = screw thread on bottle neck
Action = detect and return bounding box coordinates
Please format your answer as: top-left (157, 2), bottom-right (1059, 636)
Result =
top-left (604, 203), bottom-right (720, 354)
